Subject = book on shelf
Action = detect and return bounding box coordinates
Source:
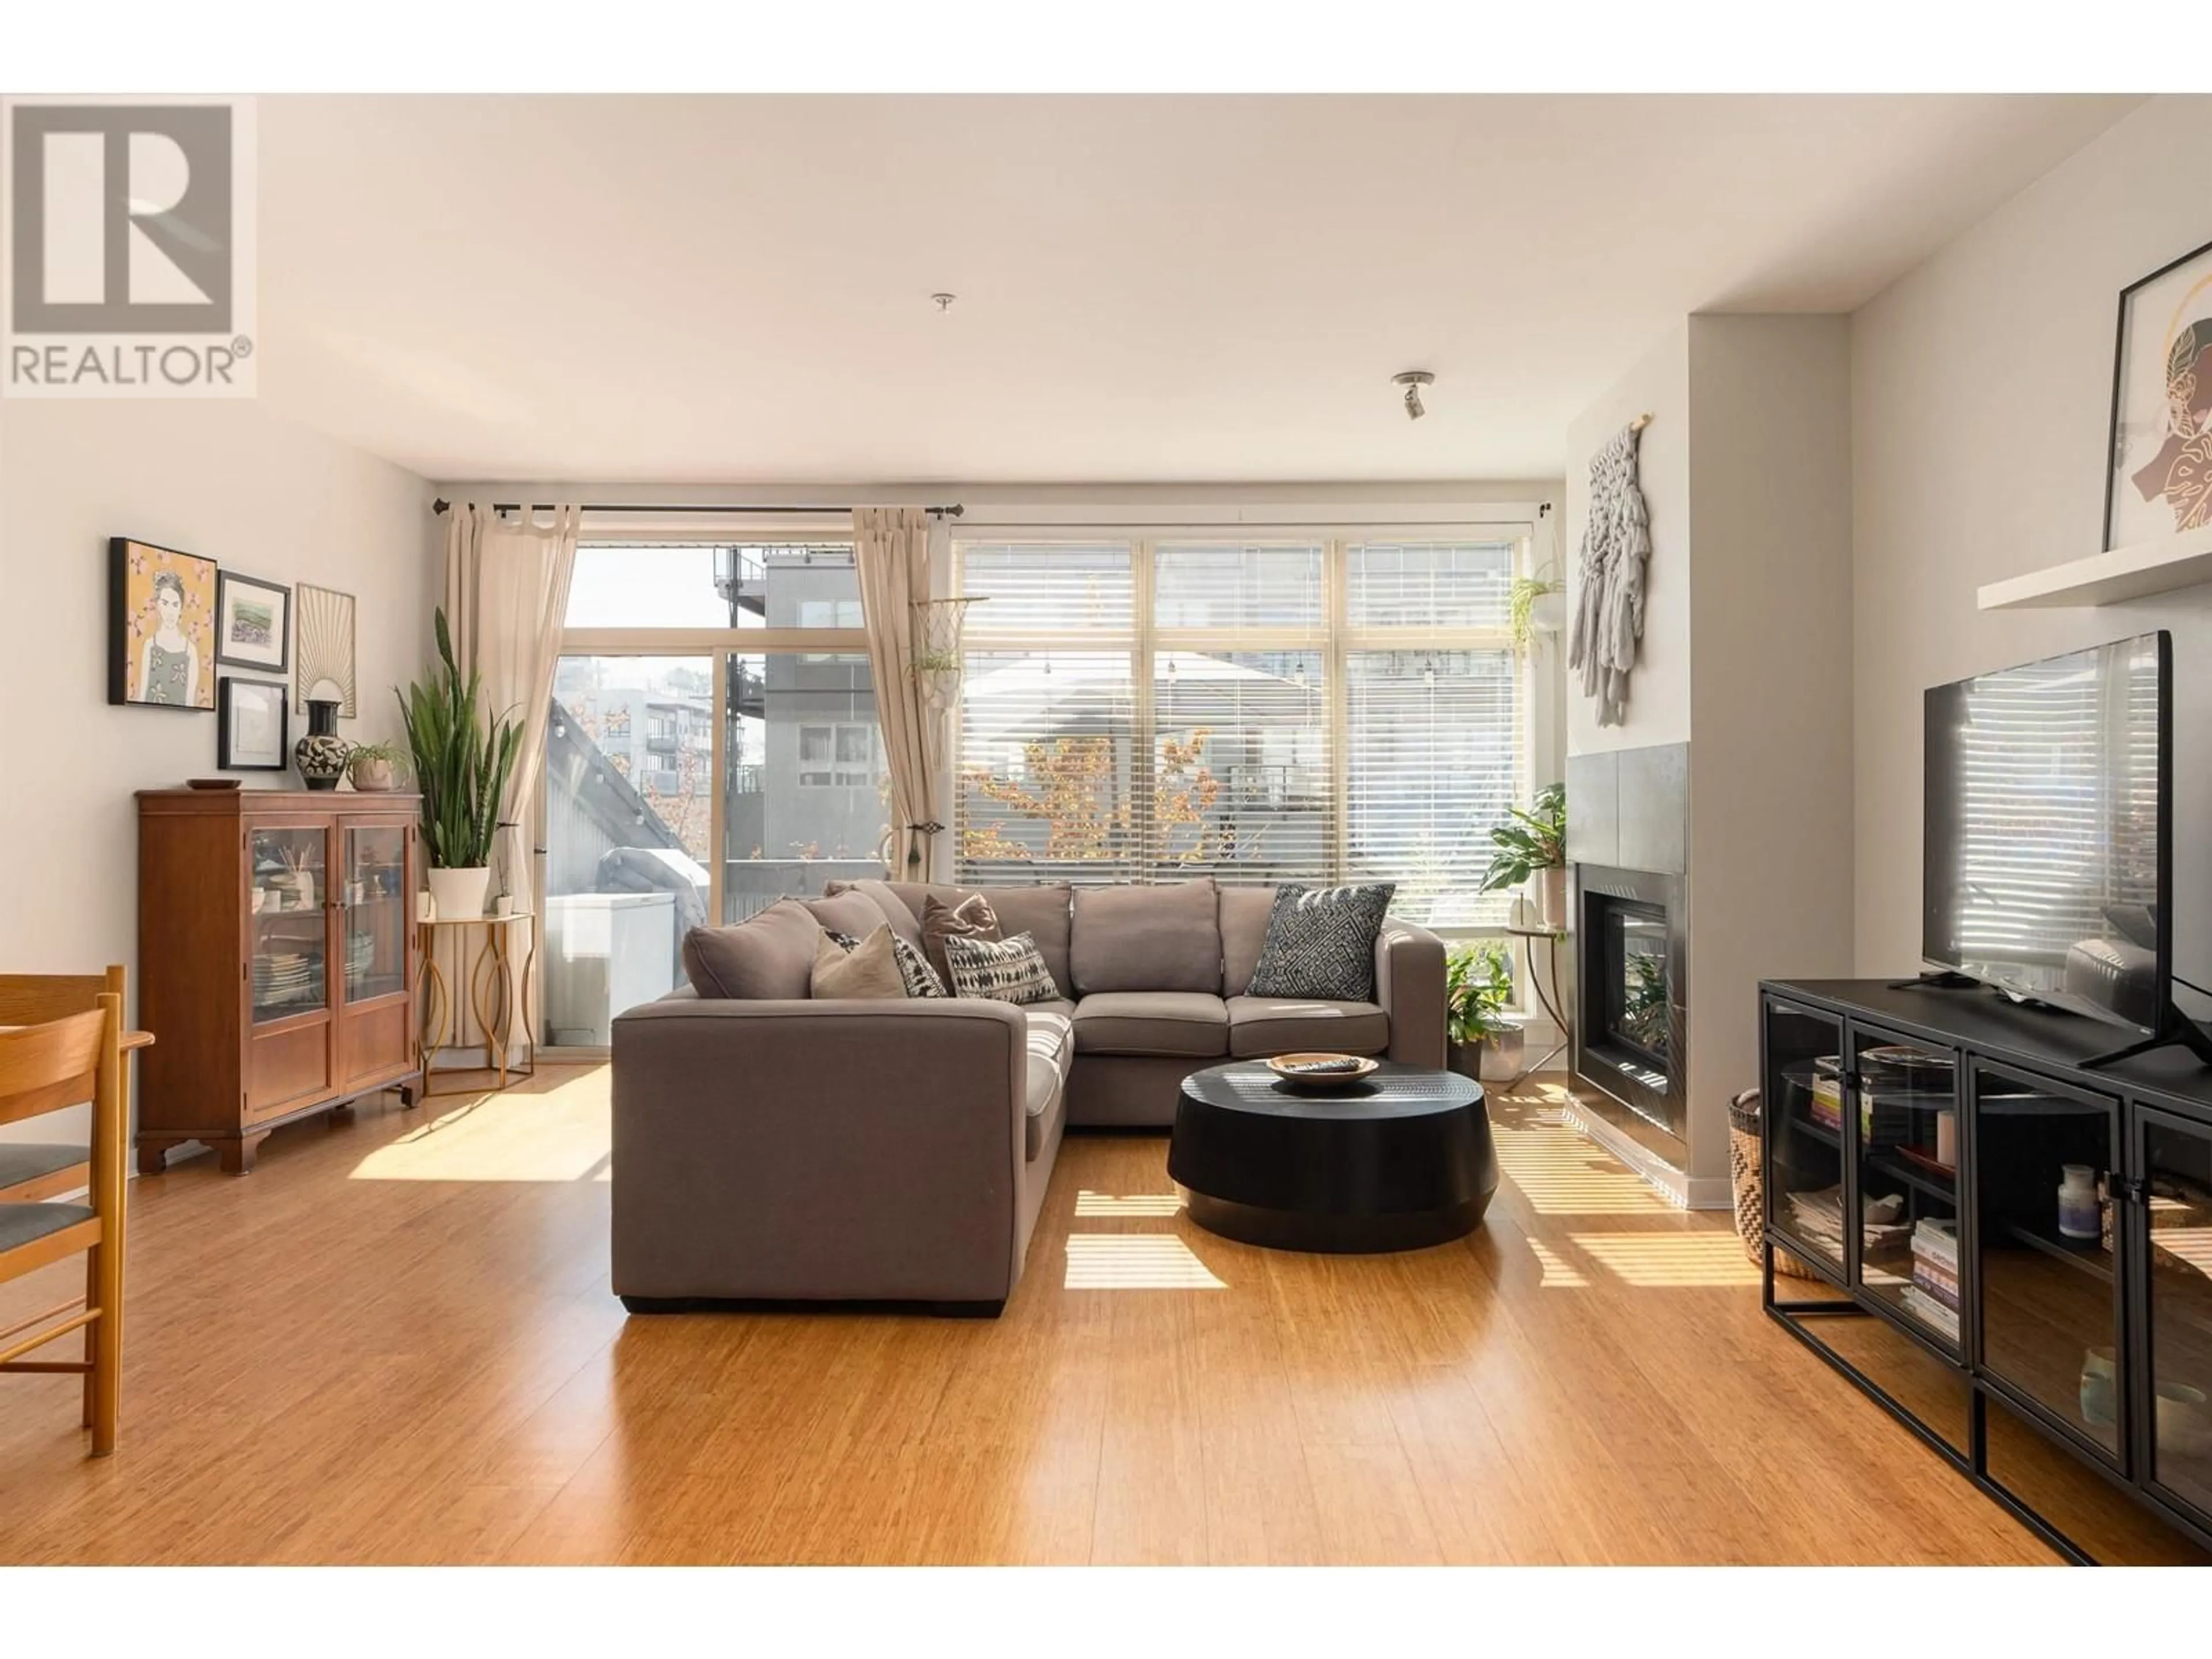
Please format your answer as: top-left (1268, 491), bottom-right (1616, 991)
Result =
top-left (1911, 1216), bottom-right (1959, 1270)
top-left (1901, 1285), bottom-right (1961, 1340)
top-left (1910, 1263), bottom-right (1960, 1310)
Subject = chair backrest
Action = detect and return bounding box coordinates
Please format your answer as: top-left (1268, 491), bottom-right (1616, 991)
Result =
top-left (0, 1009), bottom-right (109, 1131)
top-left (0, 965), bottom-right (126, 1027)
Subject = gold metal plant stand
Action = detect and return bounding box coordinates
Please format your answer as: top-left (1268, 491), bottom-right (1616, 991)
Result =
top-left (415, 911), bottom-right (538, 1098)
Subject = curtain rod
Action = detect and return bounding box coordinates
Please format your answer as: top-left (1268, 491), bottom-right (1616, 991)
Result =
top-left (430, 498), bottom-right (962, 518)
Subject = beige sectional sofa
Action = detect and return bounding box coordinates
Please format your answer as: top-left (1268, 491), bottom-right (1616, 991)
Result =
top-left (611, 876), bottom-right (1445, 1315)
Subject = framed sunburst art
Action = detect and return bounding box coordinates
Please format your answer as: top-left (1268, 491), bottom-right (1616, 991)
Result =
top-left (295, 581), bottom-right (357, 717)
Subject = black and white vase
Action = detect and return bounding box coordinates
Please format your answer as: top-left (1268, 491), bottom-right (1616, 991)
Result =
top-left (294, 698), bottom-right (352, 790)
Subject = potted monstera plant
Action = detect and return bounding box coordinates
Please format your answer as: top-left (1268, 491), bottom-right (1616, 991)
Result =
top-left (397, 608), bottom-right (522, 921)
top-left (1479, 781), bottom-right (1567, 930)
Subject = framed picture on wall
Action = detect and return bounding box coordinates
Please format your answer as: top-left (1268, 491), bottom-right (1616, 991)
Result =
top-left (108, 537), bottom-right (218, 710)
top-left (214, 571), bottom-right (291, 673)
top-left (218, 677), bottom-right (290, 771)
top-left (294, 581), bottom-right (357, 717)
top-left (2104, 235), bottom-right (2212, 551)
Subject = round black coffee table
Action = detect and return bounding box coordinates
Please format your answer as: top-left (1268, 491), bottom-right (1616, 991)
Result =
top-left (1167, 1060), bottom-right (1496, 1253)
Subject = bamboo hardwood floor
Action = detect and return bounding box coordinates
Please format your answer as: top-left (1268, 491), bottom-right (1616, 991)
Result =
top-left (0, 1066), bottom-right (2055, 1565)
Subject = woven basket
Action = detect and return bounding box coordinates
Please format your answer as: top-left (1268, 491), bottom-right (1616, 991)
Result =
top-left (1729, 1088), bottom-right (1819, 1279)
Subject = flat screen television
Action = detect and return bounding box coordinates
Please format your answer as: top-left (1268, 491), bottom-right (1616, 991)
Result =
top-left (1922, 630), bottom-right (2172, 1038)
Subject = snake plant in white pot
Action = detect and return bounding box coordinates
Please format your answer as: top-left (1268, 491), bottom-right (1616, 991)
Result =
top-left (399, 608), bottom-right (522, 921)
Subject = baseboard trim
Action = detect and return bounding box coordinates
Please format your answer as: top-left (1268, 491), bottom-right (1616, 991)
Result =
top-left (1560, 1101), bottom-right (1728, 1210)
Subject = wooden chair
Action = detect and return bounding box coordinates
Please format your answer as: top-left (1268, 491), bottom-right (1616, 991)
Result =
top-left (0, 998), bottom-right (126, 1455)
top-left (0, 967), bottom-right (124, 1204)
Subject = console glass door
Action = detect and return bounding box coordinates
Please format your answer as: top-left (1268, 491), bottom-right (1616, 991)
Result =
top-left (2140, 1109), bottom-right (2212, 1522)
top-left (1764, 1000), bottom-right (1847, 1279)
top-left (1972, 1062), bottom-right (2123, 1459)
top-left (1847, 1029), bottom-right (1960, 1352)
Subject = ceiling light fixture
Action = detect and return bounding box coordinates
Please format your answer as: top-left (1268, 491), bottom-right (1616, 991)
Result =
top-left (931, 292), bottom-right (956, 312)
top-left (1393, 370), bottom-right (1435, 421)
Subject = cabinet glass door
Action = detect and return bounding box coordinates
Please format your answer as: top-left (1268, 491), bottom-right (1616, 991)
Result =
top-left (1972, 1061), bottom-right (2123, 1459)
top-left (341, 823), bottom-right (410, 1004)
top-left (2139, 1109), bottom-right (2212, 1523)
top-left (248, 824), bottom-right (328, 1024)
top-left (1848, 1029), bottom-right (1960, 1352)
top-left (1764, 999), bottom-right (1847, 1279)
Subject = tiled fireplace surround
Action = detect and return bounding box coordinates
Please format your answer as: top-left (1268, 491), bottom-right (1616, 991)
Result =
top-left (1564, 741), bottom-right (1705, 1204)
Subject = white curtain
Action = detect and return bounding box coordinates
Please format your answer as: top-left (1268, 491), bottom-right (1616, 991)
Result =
top-left (441, 503), bottom-right (581, 900)
top-left (853, 507), bottom-right (939, 881)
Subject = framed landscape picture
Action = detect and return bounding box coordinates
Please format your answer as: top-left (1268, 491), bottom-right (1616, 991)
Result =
top-left (215, 571), bottom-right (291, 673)
top-left (108, 537), bottom-right (217, 710)
top-left (218, 676), bottom-right (290, 770)
top-left (295, 581), bottom-right (357, 716)
top-left (2105, 235), bottom-right (2212, 551)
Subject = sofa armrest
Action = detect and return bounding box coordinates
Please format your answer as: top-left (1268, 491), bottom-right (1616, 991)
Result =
top-left (1374, 919), bottom-right (1447, 1068)
top-left (611, 997), bottom-right (1031, 1304)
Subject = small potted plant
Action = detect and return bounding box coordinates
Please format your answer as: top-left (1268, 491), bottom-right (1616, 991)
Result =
top-left (1445, 940), bottom-right (1522, 1083)
top-left (1509, 568), bottom-right (1567, 654)
top-left (346, 741), bottom-right (411, 792)
top-left (1479, 781), bottom-right (1567, 930)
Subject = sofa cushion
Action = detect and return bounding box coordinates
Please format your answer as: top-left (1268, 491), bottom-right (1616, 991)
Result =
top-left (979, 885), bottom-right (1073, 997)
top-left (1024, 1005), bottom-right (1076, 1161)
top-left (812, 926), bottom-right (907, 999)
top-left (922, 893), bottom-right (1001, 985)
top-left (892, 882), bottom-right (1074, 998)
top-left (944, 931), bottom-right (1062, 1006)
top-left (1218, 884), bottom-right (1278, 997)
top-left (803, 888), bottom-right (897, 944)
top-left (1248, 883), bottom-right (1396, 1002)
top-left (1070, 877), bottom-right (1221, 995)
top-left (682, 899), bottom-right (820, 999)
top-left (1226, 995), bottom-right (1389, 1059)
top-left (823, 878), bottom-right (926, 950)
top-left (1073, 991), bottom-right (1229, 1058)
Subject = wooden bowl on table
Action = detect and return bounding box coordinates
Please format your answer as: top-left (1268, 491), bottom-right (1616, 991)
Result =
top-left (1265, 1052), bottom-right (1381, 1093)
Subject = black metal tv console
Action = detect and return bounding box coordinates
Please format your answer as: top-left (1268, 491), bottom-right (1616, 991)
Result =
top-left (1759, 979), bottom-right (2212, 1565)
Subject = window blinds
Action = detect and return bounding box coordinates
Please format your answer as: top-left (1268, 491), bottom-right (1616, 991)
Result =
top-left (954, 536), bottom-right (1526, 925)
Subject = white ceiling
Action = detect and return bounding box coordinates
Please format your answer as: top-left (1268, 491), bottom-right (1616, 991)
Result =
top-left (256, 94), bottom-right (2139, 486)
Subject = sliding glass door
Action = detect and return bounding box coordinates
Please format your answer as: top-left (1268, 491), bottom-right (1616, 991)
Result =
top-left (540, 540), bottom-right (887, 1047)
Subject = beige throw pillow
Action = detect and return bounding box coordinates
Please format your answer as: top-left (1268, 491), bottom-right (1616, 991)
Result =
top-left (810, 925), bottom-right (908, 999)
top-left (921, 892), bottom-right (1000, 985)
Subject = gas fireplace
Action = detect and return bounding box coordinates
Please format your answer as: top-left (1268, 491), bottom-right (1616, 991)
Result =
top-left (1572, 864), bottom-right (1687, 1160)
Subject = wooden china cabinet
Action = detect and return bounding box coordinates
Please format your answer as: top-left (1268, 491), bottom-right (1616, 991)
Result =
top-left (137, 789), bottom-right (424, 1174)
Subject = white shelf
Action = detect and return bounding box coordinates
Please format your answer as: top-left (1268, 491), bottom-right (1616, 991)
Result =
top-left (1978, 523), bottom-right (2212, 611)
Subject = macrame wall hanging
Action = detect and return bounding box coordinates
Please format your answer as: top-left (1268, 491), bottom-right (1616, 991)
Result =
top-left (1567, 413), bottom-right (1653, 728)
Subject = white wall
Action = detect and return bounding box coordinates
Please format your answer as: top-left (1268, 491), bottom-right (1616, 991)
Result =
top-left (0, 399), bottom-right (436, 1144)
top-left (1563, 324), bottom-right (1691, 755)
top-left (1852, 95), bottom-right (2212, 1006)
top-left (1684, 315), bottom-right (1857, 1181)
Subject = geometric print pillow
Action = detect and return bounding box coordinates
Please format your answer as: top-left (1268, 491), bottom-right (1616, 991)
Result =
top-left (828, 929), bottom-right (948, 999)
top-left (941, 930), bottom-right (1061, 1006)
top-left (1246, 882), bottom-right (1396, 1002)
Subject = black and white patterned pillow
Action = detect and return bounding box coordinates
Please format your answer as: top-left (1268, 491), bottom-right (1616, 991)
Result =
top-left (942, 930), bottom-right (1060, 1005)
top-left (1246, 883), bottom-right (1396, 1002)
top-left (827, 930), bottom-right (948, 999)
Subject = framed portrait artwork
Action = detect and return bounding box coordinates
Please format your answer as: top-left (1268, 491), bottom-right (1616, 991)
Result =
top-left (295, 581), bottom-right (357, 717)
top-left (218, 677), bottom-right (290, 771)
top-left (2105, 236), bottom-right (2212, 551)
top-left (108, 538), bottom-right (218, 710)
top-left (214, 571), bottom-right (291, 673)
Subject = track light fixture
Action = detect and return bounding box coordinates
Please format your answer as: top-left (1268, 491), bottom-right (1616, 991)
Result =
top-left (1393, 370), bottom-right (1434, 421)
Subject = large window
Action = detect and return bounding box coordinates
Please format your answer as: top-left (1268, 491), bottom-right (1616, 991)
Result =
top-left (953, 535), bottom-right (1529, 926)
